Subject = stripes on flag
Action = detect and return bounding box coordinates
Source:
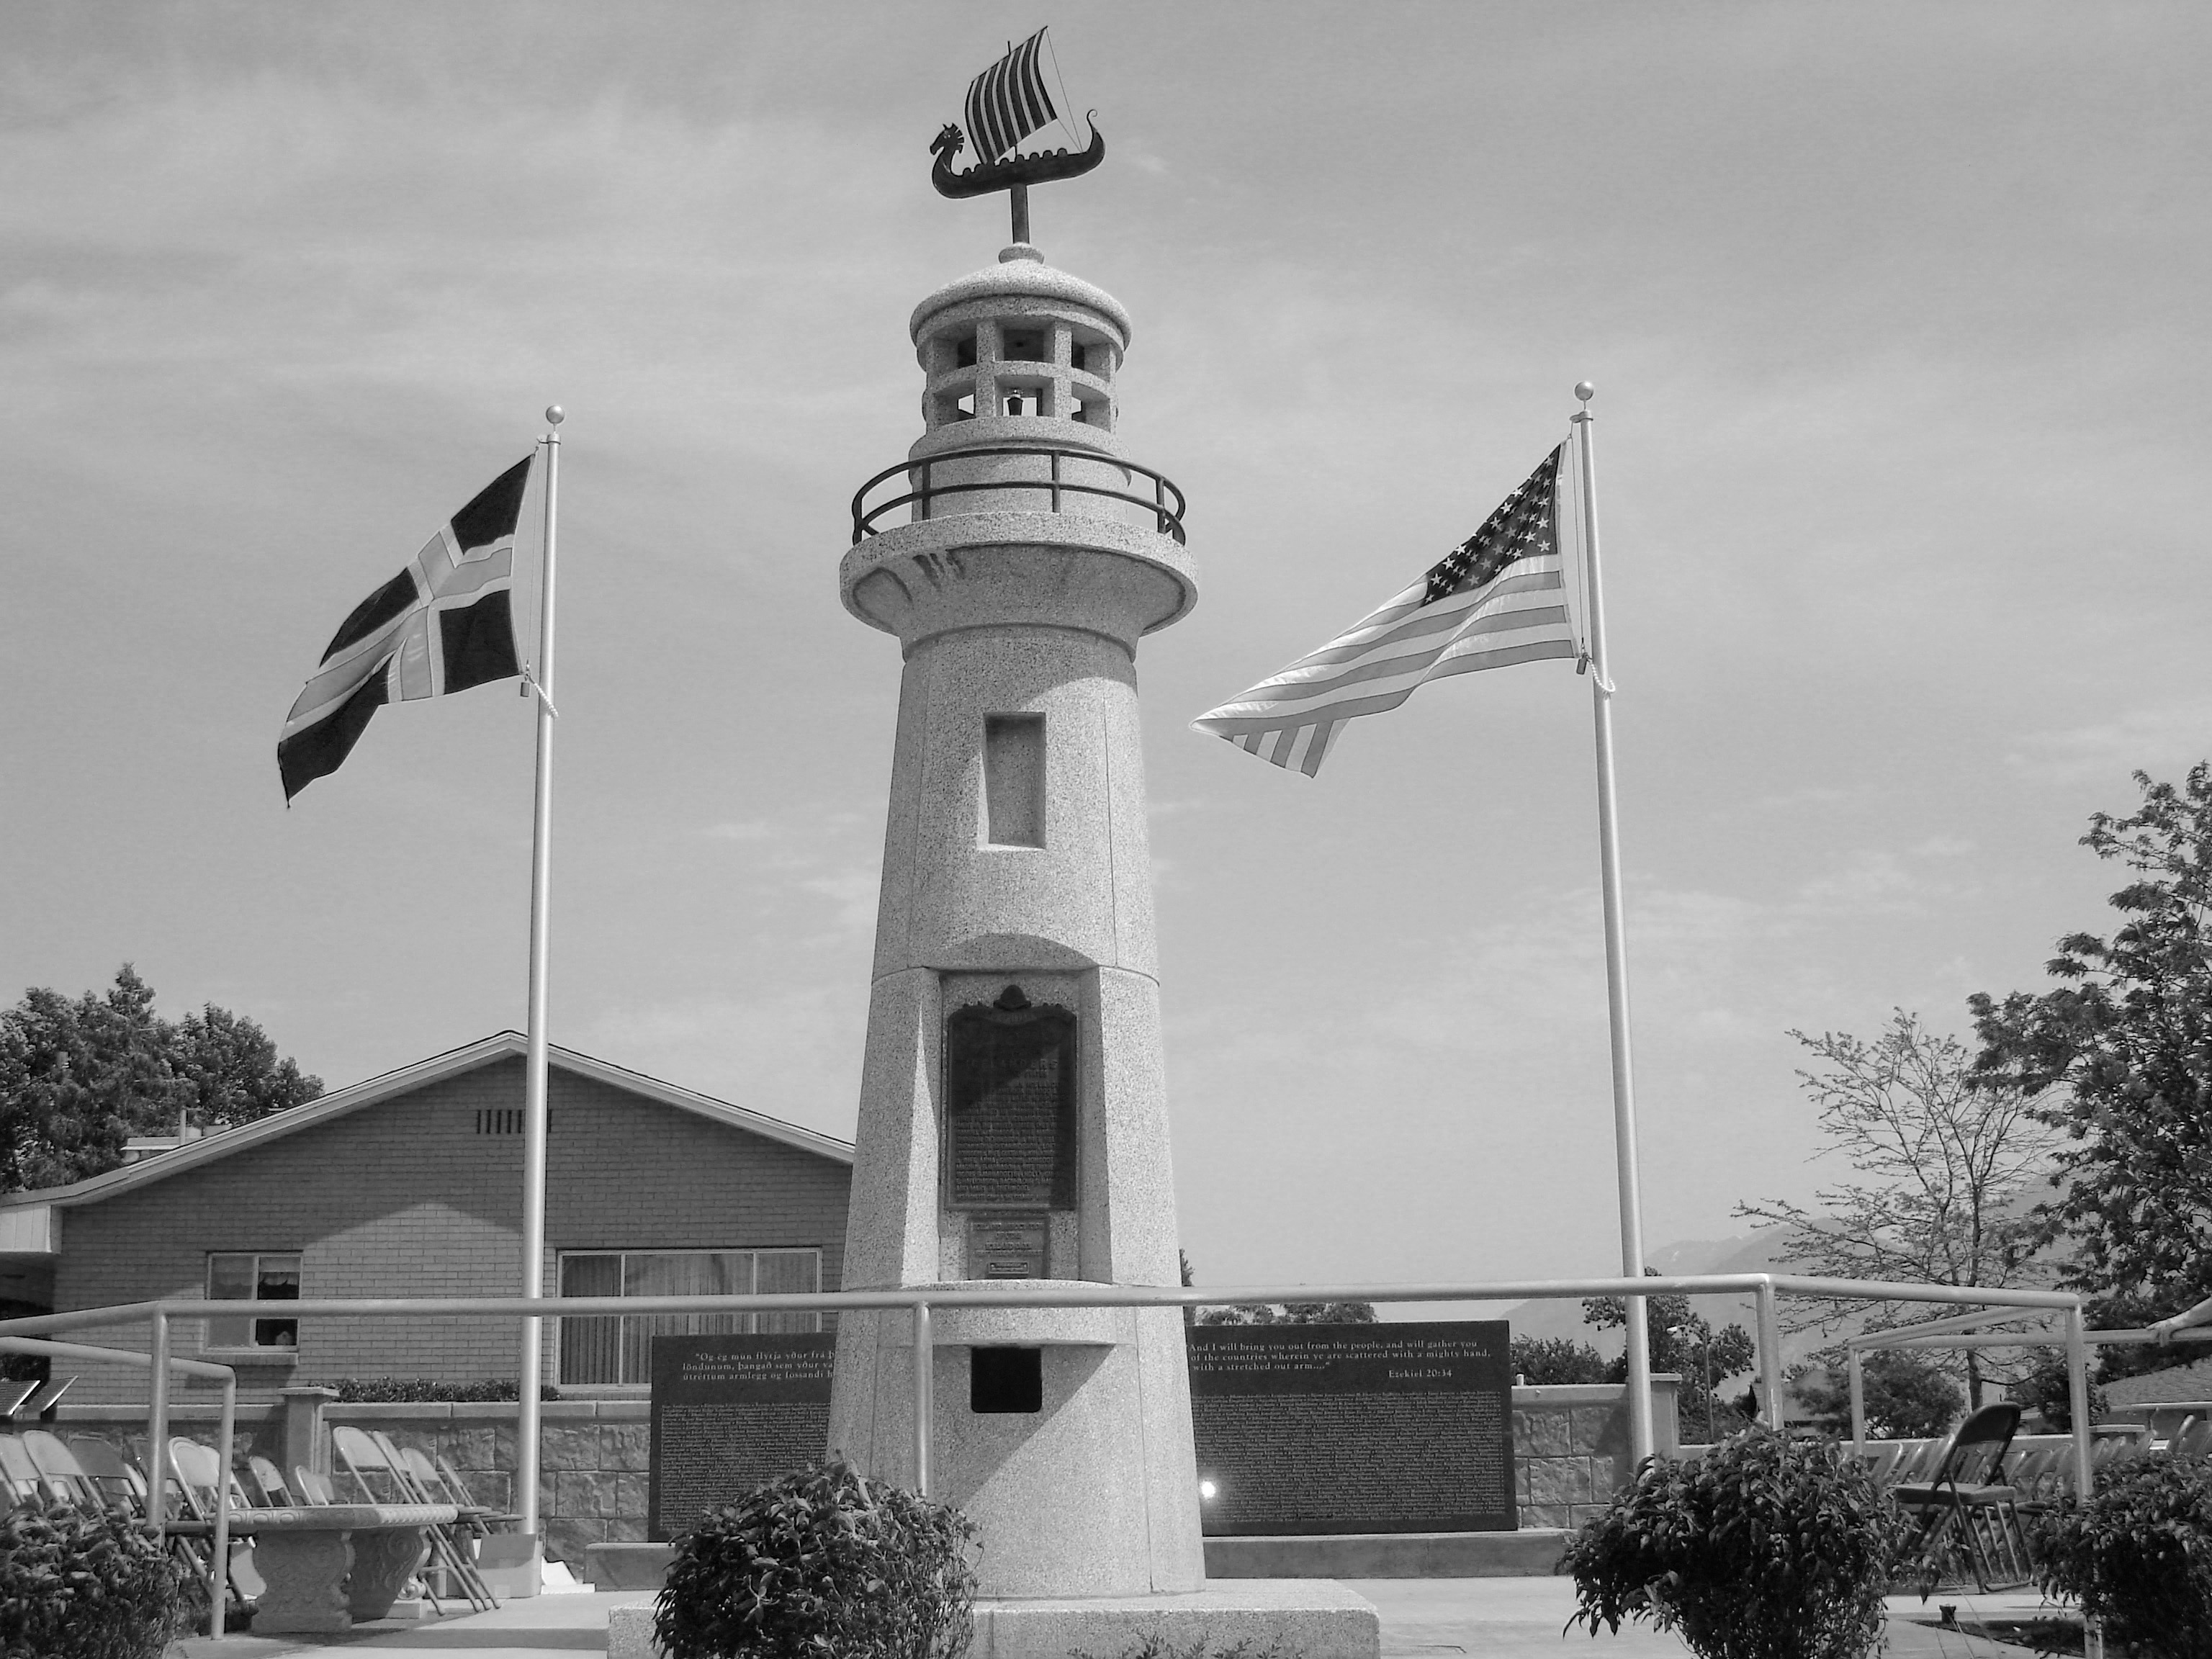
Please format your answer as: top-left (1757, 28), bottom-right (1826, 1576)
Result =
top-left (1191, 444), bottom-right (1585, 777)
top-left (965, 29), bottom-right (1058, 164)
top-left (277, 455), bottom-right (532, 801)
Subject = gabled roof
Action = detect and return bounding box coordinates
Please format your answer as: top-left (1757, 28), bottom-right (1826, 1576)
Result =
top-left (0, 1031), bottom-right (853, 1210)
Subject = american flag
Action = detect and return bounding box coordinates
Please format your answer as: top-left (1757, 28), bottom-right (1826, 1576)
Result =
top-left (1192, 445), bottom-right (1583, 776)
top-left (278, 456), bottom-right (531, 801)
top-left (965, 30), bottom-right (1058, 165)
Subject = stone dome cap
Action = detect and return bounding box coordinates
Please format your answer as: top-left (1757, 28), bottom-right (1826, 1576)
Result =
top-left (909, 247), bottom-right (1133, 347)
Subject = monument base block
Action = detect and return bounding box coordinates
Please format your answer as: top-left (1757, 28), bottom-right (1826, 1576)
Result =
top-left (1205, 1529), bottom-right (1569, 1578)
top-left (606, 1581), bottom-right (1380, 1659)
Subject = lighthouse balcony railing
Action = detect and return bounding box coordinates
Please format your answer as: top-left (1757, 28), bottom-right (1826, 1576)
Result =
top-left (851, 443), bottom-right (1187, 547)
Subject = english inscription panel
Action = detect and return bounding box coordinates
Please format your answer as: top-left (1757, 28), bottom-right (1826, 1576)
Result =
top-left (1186, 1321), bottom-right (1515, 1535)
top-left (944, 997), bottom-right (1077, 1210)
top-left (647, 1334), bottom-right (834, 1541)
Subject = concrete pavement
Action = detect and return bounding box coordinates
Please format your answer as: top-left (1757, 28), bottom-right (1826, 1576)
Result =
top-left (164, 1578), bottom-right (2080, 1658)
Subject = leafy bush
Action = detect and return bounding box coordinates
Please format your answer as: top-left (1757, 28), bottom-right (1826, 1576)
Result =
top-left (653, 1459), bottom-right (977, 1659)
top-left (2033, 1452), bottom-right (2212, 1658)
top-left (0, 1494), bottom-right (199, 1659)
top-left (313, 1376), bottom-right (559, 1401)
top-left (1561, 1428), bottom-right (1914, 1659)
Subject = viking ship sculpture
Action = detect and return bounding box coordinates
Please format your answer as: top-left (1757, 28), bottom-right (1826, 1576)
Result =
top-left (930, 27), bottom-right (1103, 243)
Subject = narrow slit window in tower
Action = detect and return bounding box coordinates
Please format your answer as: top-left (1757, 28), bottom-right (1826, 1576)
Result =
top-left (984, 713), bottom-right (1046, 847)
top-left (971, 1346), bottom-right (1043, 1413)
top-left (953, 332), bottom-right (979, 369)
top-left (1001, 325), bottom-right (1046, 364)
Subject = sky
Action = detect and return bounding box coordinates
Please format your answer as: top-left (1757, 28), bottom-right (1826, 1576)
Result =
top-left (4, 3), bottom-right (2207, 1311)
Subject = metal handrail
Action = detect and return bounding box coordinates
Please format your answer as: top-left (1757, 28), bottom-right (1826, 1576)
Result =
top-left (0, 1272), bottom-right (2094, 1517)
top-left (0, 1336), bottom-right (238, 1640)
top-left (850, 443), bottom-right (1187, 547)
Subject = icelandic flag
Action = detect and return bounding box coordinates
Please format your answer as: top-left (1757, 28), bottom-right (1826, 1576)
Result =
top-left (278, 457), bottom-right (531, 801)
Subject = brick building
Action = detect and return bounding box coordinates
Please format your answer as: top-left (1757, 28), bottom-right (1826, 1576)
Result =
top-left (0, 1033), bottom-right (853, 1404)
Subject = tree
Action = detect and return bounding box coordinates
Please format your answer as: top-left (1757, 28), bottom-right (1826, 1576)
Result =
top-left (1970, 764), bottom-right (2212, 1337)
top-left (1794, 1349), bottom-right (1963, 1439)
top-left (1511, 1334), bottom-right (1611, 1385)
top-left (1734, 1012), bottom-right (2056, 1406)
top-left (1584, 1273), bottom-right (1757, 1443)
top-left (0, 966), bottom-right (320, 1192)
top-left (1195, 1300), bottom-right (1379, 1326)
top-left (1177, 1250), bottom-right (1377, 1326)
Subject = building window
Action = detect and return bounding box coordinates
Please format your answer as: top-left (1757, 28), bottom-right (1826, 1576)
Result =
top-left (205, 1251), bottom-right (300, 1349)
top-left (555, 1248), bottom-right (822, 1386)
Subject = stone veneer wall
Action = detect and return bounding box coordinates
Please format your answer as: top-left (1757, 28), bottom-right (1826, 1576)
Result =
top-left (1513, 1379), bottom-right (1680, 1530)
top-left (57, 1398), bottom-right (649, 1570)
top-left (58, 1377), bottom-right (1679, 1562)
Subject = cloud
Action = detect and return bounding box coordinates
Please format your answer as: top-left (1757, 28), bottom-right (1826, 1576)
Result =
top-left (2007, 701), bottom-right (2212, 784)
top-left (801, 868), bottom-right (881, 938)
top-left (1791, 850), bottom-right (1946, 917)
top-left (576, 985), bottom-right (860, 1137)
top-left (701, 820), bottom-right (776, 842)
top-left (1910, 835), bottom-right (1976, 858)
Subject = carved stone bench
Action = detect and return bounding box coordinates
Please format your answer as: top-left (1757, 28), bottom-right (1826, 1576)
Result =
top-left (174, 1502), bottom-right (459, 1633)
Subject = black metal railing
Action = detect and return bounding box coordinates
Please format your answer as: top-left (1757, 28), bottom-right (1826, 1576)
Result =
top-left (850, 444), bottom-right (1187, 547)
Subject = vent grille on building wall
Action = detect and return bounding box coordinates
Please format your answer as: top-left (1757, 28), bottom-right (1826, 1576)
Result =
top-left (475, 1109), bottom-right (529, 1136)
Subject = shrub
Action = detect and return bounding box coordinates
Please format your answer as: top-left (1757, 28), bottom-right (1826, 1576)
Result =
top-left (313, 1376), bottom-right (559, 1402)
top-left (653, 1459), bottom-right (977, 1659)
top-left (0, 1494), bottom-right (199, 1659)
top-left (2033, 1452), bottom-right (2212, 1658)
top-left (1561, 1428), bottom-right (1915, 1659)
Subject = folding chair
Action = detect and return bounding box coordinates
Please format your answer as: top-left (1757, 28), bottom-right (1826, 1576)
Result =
top-left (246, 1455), bottom-right (294, 1508)
top-left (0, 1380), bottom-right (40, 1420)
top-left (435, 1451), bottom-right (519, 1527)
top-left (291, 1465), bottom-right (338, 1505)
top-left (397, 1444), bottom-right (507, 1607)
top-left (1892, 1404), bottom-right (2033, 1593)
top-left (20, 1430), bottom-right (106, 1509)
top-left (1857, 1442), bottom-right (1907, 1483)
top-left (367, 1431), bottom-right (498, 1611)
top-left (168, 1439), bottom-right (265, 1609)
top-left (0, 1435), bottom-right (50, 1505)
top-left (68, 1436), bottom-right (154, 1515)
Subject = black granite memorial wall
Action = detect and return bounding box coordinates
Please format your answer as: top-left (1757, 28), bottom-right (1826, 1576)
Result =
top-left (646, 1333), bottom-right (835, 1540)
top-left (1187, 1321), bottom-right (1516, 1536)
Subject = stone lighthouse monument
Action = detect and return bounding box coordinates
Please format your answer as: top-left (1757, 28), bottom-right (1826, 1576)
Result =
top-left (812, 42), bottom-right (1377, 1658)
top-left (825, 219), bottom-right (1205, 1595)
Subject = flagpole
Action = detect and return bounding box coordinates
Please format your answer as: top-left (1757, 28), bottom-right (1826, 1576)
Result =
top-left (1571, 382), bottom-right (1655, 1465)
top-left (516, 405), bottom-right (562, 1577)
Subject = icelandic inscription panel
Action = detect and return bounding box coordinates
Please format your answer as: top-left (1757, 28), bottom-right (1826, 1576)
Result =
top-left (1186, 1321), bottom-right (1515, 1535)
top-left (943, 994), bottom-right (1076, 1210)
top-left (647, 1334), bottom-right (835, 1541)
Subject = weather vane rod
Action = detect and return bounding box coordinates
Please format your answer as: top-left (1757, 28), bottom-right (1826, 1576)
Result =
top-left (930, 27), bottom-right (1103, 246)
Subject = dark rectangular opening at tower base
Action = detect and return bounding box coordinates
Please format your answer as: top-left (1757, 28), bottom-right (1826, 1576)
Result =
top-left (971, 1346), bottom-right (1043, 1414)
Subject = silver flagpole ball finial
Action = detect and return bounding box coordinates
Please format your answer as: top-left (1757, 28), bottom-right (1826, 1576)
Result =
top-left (545, 405), bottom-right (565, 426)
top-left (1575, 382), bottom-right (1595, 403)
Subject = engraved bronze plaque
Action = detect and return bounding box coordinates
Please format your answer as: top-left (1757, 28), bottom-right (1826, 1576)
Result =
top-left (967, 1213), bottom-right (1048, 1280)
top-left (944, 989), bottom-right (1077, 1210)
